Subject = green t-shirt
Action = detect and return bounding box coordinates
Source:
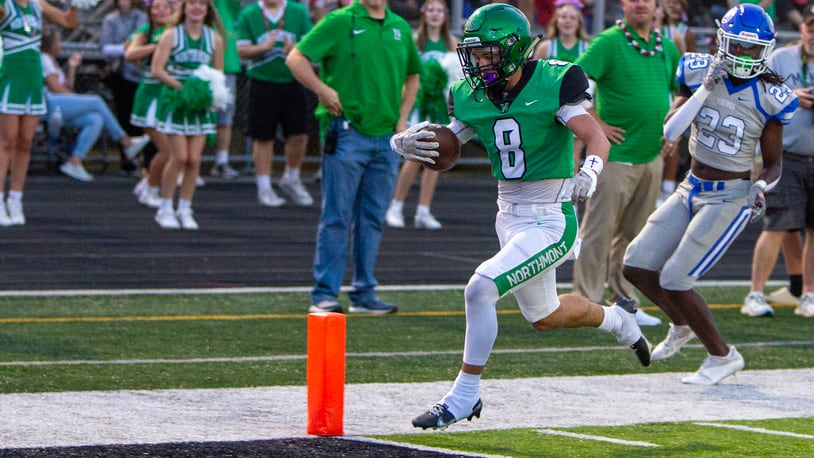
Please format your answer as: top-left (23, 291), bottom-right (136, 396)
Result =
top-left (214, 0), bottom-right (242, 74)
top-left (295, 1), bottom-right (422, 137)
top-left (450, 60), bottom-right (581, 181)
top-left (235, 1), bottom-right (312, 83)
top-left (576, 23), bottom-right (680, 164)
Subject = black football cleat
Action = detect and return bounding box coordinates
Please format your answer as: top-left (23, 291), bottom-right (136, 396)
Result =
top-left (612, 297), bottom-right (652, 367)
top-left (412, 399), bottom-right (483, 430)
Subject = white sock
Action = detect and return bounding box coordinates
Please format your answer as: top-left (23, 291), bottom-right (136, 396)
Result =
top-left (177, 199), bottom-right (191, 212)
top-left (389, 200), bottom-right (404, 213)
top-left (416, 204), bottom-right (431, 216)
top-left (256, 175), bottom-right (272, 193)
top-left (661, 180), bottom-right (676, 193)
top-left (159, 198), bottom-right (173, 212)
top-left (598, 305), bottom-right (621, 334)
top-left (215, 150), bottom-right (228, 165)
top-left (147, 186), bottom-right (159, 196)
top-left (7, 190), bottom-right (22, 204)
top-left (0, 192), bottom-right (4, 203)
top-left (440, 371), bottom-right (481, 419)
top-left (283, 166), bottom-right (300, 182)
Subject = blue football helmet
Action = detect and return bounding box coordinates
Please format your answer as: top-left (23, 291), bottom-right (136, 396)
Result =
top-left (716, 4), bottom-right (776, 78)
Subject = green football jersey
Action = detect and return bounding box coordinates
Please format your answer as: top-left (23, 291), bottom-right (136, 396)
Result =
top-left (450, 60), bottom-right (583, 181)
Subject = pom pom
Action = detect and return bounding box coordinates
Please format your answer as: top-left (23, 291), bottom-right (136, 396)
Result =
top-left (70, 0), bottom-right (101, 10)
top-left (417, 58), bottom-right (450, 124)
top-left (438, 52), bottom-right (464, 88)
top-left (162, 77), bottom-right (212, 116)
top-left (192, 65), bottom-right (232, 111)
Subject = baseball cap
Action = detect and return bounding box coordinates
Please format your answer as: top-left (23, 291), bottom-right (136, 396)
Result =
top-left (803, 3), bottom-right (814, 24)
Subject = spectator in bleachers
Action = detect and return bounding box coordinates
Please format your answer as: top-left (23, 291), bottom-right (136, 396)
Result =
top-left (151, 0), bottom-right (225, 230)
top-left (126, 0), bottom-right (176, 206)
top-left (100, 0), bottom-right (148, 176)
top-left (0, 0), bottom-right (78, 225)
top-left (235, 0), bottom-right (315, 208)
top-left (41, 27), bottom-right (150, 182)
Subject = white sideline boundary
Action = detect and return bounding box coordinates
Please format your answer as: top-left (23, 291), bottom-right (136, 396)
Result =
top-left (1, 368), bottom-right (813, 449)
top-left (0, 280), bottom-right (786, 297)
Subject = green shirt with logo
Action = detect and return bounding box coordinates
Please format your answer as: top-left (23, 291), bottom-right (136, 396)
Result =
top-left (295, 1), bottom-right (421, 137)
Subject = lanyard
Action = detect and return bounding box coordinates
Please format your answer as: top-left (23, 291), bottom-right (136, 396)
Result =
top-left (260, 2), bottom-right (285, 33)
top-left (12, 0), bottom-right (34, 36)
top-left (803, 45), bottom-right (809, 87)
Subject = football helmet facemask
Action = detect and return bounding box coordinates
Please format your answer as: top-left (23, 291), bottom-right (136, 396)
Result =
top-left (457, 4), bottom-right (533, 90)
top-left (716, 4), bottom-right (776, 79)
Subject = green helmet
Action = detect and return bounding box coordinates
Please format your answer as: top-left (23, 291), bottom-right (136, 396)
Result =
top-left (457, 4), bottom-right (532, 90)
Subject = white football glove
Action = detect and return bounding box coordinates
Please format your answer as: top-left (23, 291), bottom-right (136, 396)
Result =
top-left (747, 180), bottom-right (767, 223)
top-left (571, 169), bottom-right (597, 202)
top-left (389, 121), bottom-right (440, 165)
top-left (702, 54), bottom-right (727, 92)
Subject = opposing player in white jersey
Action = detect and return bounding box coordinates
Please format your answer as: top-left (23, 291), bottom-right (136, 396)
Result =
top-left (623, 4), bottom-right (798, 385)
top-left (391, 4), bottom-right (651, 430)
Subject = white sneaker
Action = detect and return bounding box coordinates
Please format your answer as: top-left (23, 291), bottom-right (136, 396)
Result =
top-left (414, 212), bottom-right (442, 230)
top-left (176, 208), bottom-right (199, 230)
top-left (123, 135), bottom-right (150, 159)
top-left (386, 206), bottom-right (405, 228)
top-left (209, 163), bottom-right (241, 179)
top-left (278, 178), bottom-right (313, 206)
top-left (0, 204), bottom-right (11, 227)
top-left (635, 308), bottom-right (662, 326)
top-left (60, 162), bottom-right (94, 182)
top-left (138, 188), bottom-right (160, 208)
top-left (6, 200), bottom-right (24, 225)
top-left (741, 292), bottom-right (774, 317)
top-left (155, 208), bottom-right (180, 229)
top-left (651, 323), bottom-right (696, 361)
top-left (767, 287), bottom-right (800, 305)
top-left (258, 188), bottom-right (285, 207)
top-left (682, 346), bottom-right (744, 385)
top-left (133, 177), bottom-right (148, 196)
top-left (795, 293), bottom-right (814, 318)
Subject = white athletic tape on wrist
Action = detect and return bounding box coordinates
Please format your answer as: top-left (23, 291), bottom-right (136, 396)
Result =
top-left (582, 155), bottom-right (603, 176)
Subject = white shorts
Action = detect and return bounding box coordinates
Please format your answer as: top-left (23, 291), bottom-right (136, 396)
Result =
top-left (476, 200), bottom-right (578, 322)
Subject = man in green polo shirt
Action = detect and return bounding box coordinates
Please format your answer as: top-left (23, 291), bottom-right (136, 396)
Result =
top-left (286, 0), bottom-right (421, 314)
top-left (572, 0), bottom-right (680, 325)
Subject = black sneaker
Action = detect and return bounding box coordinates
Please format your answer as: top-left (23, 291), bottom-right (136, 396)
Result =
top-left (412, 399), bottom-right (483, 430)
top-left (349, 298), bottom-right (398, 315)
top-left (613, 297), bottom-right (651, 367)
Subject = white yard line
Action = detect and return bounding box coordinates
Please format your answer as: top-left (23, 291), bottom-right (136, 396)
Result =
top-left (1, 368), bottom-right (812, 449)
top-left (536, 429), bottom-right (660, 447)
top-left (694, 422), bottom-right (814, 439)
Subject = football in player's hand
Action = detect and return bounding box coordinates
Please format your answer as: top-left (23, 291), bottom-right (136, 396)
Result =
top-left (421, 124), bottom-right (460, 172)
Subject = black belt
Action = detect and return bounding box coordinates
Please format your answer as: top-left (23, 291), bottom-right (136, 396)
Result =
top-left (784, 151), bottom-right (814, 163)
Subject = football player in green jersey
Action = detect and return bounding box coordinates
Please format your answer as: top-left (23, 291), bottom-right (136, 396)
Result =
top-left (392, 4), bottom-right (651, 430)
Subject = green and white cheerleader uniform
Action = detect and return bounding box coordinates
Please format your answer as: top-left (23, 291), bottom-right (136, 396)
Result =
top-left (540, 37), bottom-right (589, 64)
top-left (156, 24), bottom-right (217, 136)
top-left (130, 23), bottom-right (166, 128)
top-left (0, 0), bottom-right (45, 115)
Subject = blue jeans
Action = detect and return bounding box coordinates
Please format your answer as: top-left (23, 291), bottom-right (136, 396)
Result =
top-left (46, 93), bottom-right (126, 159)
top-left (311, 118), bottom-right (399, 305)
